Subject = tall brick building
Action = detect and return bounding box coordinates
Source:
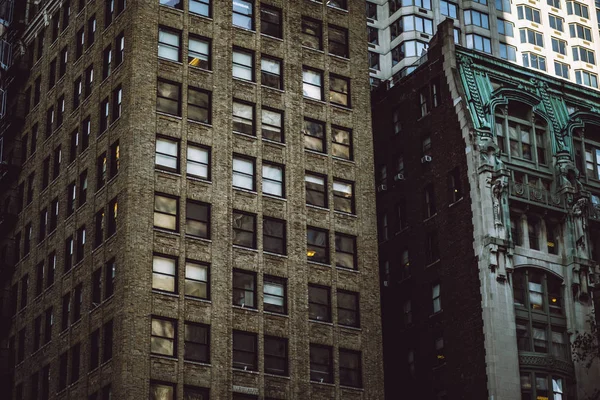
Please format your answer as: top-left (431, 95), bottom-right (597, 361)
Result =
top-left (0, 1), bottom-right (384, 399)
top-left (374, 20), bottom-right (600, 400)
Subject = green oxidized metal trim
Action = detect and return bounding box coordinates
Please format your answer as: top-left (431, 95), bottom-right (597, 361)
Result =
top-left (457, 53), bottom-right (492, 136)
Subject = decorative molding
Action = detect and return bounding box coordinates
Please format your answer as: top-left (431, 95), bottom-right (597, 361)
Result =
top-left (519, 354), bottom-right (575, 376)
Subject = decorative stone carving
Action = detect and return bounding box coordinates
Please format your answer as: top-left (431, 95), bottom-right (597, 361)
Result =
top-left (573, 197), bottom-right (588, 251)
top-left (492, 178), bottom-right (508, 227)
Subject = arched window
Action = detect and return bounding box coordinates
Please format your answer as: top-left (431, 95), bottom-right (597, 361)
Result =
top-left (495, 102), bottom-right (547, 165)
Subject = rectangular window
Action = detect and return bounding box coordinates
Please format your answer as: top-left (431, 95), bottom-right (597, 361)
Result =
top-left (310, 345), bottom-right (333, 383)
top-left (155, 137), bottom-right (178, 172)
top-left (47, 252), bottom-right (56, 288)
top-left (158, 27), bottom-right (180, 62)
top-left (105, 259), bottom-right (116, 299)
top-left (187, 144), bottom-right (210, 179)
top-left (549, 14), bottom-right (564, 31)
top-left (92, 268), bottom-right (102, 304)
top-left (308, 284), bottom-right (331, 322)
top-left (105, 0), bottom-right (114, 27)
top-left (108, 197), bottom-right (118, 236)
top-left (233, 269), bottom-right (256, 308)
top-left (103, 46), bottom-right (112, 79)
top-left (233, 0), bottom-right (254, 30)
top-left (261, 56), bottom-right (282, 89)
top-left (449, 168), bottom-right (462, 202)
top-left (262, 162), bottom-right (284, 197)
top-left (20, 275), bottom-right (28, 310)
top-left (232, 48), bottom-right (254, 81)
top-left (264, 336), bottom-right (288, 376)
top-left (424, 184), bottom-right (436, 218)
top-left (301, 17), bottom-right (322, 50)
top-left (261, 108), bottom-right (283, 143)
top-left (70, 343), bottom-right (80, 384)
top-left (77, 170), bottom-right (87, 207)
top-left (156, 79), bottom-right (181, 116)
top-left (151, 317), bottom-right (176, 357)
top-left (35, 262), bottom-right (44, 296)
top-left (403, 300), bottom-right (412, 326)
top-left (520, 28), bottom-right (544, 47)
top-left (150, 382), bottom-right (176, 400)
top-left (87, 15), bottom-right (96, 48)
top-left (567, 1), bottom-right (589, 18)
top-left (188, 35), bottom-right (210, 69)
top-left (76, 27), bottom-right (84, 59)
top-left (46, 107), bottom-right (55, 137)
top-left (154, 194), bottom-right (178, 231)
top-left (48, 59), bottom-right (57, 89)
top-left (329, 25), bottom-right (348, 58)
top-left (551, 38), bottom-right (567, 55)
top-left (232, 211), bottom-right (256, 248)
top-left (233, 156), bottom-right (255, 191)
top-left (339, 349), bottom-right (362, 388)
top-left (44, 307), bottom-right (53, 344)
top-left (85, 65), bottom-right (94, 98)
top-left (263, 217), bottom-right (286, 254)
top-left (464, 9), bottom-right (490, 28)
top-left (305, 172), bottom-right (327, 208)
top-left (499, 43), bottom-right (517, 61)
top-left (61, 292), bottom-right (70, 331)
top-left (186, 200), bottom-right (210, 239)
top-left (100, 97), bottom-right (109, 132)
top-left (185, 261), bottom-right (209, 299)
top-left (160, 0), bottom-right (182, 8)
top-left (95, 209), bottom-right (105, 247)
top-left (338, 290), bottom-right (359, 327)
top-left (56, 97), bottom-right (65, 127)
top-left (184, 322), bottom-right (210, 363)
top-left (232, 101), bottom-right (254, 135)
top-left (59, 46), bottom-right (68, 77)
top-left (82, 117), bottom-right (90, 151)
top-left (329, 74), bottom-right (350, 107)
top-left (264, 275), bottom-right (286, 314)
top-left (190, 0), bottom-right (210, 16)
top-left (432, 283), bottom-right (441, 313)
top-left (233, 330), bottom-right (257, 370)
top-left (73, 76), bottom-right (82, 110)
top-left (517, 5), bottom-right (541, 22)
top-left (115, 32), bottom-right (125, 66)
top-left (426, 231), bottom-right (440, 264)
top-left (332, 126), bottom-right (352, 160)
top-left (109, 141), bottom-right (120, 178)
top-left (335, 233), bottom-right (356, 270)
top-left (466, 34), bottom-right (492, 53)
top-left (260, 4), bottom-right (282, 38)
top-left (64, 236), bottom-right (74, 272)
top-left (497, 19), bottom-right (514, 36)
top-left (333, 179), bottom-right (354, 213)
top-left (575, 70), bottom-right (599, 88)
top-left (367, 2), bottom-right (378, 20)
top-left (302, 68), bottom-right (323, 101)
top-left (96, 153), bottom-right (107, 190)
top-left (522, 52), bottom-right (547, 71)
top-left (76, 225), bottom-right (86, 263)
top-left (554, 61), bottom-right (569, 79)
top-left (441, 0), bottom-right (458, 17)
top-left (187, 87), bottom-right (210, 124)
top-left (73, 283), bottom-right (82, 321)
top-left (303, 118), bottom-right (325, 153)
top-left (328, 0), bottom-right (347, 9)
top-left (573, 46), bottom-right (596, 64)
top-left (112, 86), bottom-right (122, 122)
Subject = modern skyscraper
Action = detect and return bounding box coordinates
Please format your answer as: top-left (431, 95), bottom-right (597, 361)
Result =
top-left (366, 0), bottom-right (600, 89)
top-left (0, 1), bottom-right (384, 399)
top-left (373, 19), bottom-right (600, 399)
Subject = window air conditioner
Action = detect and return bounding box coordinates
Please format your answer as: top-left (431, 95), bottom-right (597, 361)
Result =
top-left (394, 173), bottom-right (405, 181)
top-left (421, 155), bottom-right (432, 163)
top-left (377, 184), bottom-right (387, 192)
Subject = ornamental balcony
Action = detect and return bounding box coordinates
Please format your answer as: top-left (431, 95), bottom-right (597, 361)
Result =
top-left (509, 179), bottom-right (568, 212)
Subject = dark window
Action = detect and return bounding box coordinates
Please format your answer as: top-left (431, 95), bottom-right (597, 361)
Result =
top-left (34, 76), bottom-right (41, 105)
top-left (42, 157), bottom-right (50, 189)
top-left (73, 76), bottom-right (82, 109)
top-left (46, 106), bottom-right (55, 137)
top-left (151, 317), bottom-right (176, 357)
top-left (184, 261), bottom-right (209, 299)
top-left (184, 322), bottom-right (210, 363)
top-left (35, 262), bottom-right (44, 296)
top-left (48, 59), bottom-right (57, 89)
top-left (59, 46), bottom-right (68, 77)
top-left (329, 25), bottom-right (349, 57)
top-left (340, 349), bottom-right (362, 387)
top-left (115, 32), bottom-right (125, 66)
top-left (112, 85), bottom-right (122, 121)
top-left (338, 290), bottom-right (360, 327)
top-left (105, 0), bottom-right (114, 27)
top-left (90, 329), bottom-right (100, 369)
top-left (59, 351), bottom-right (68, 390)
top-left (66, 181), bottom-right (76, 216)
top-left (157, 79), bottom-right (181, 116)
top-left (310, 344), bottom-right (333, 383)
top-left (305, 173), bottom-right (327, 208)
top-left (332, 126), bottom-right (352, 160)
top-left (78, 169), bottom-right (88, 206)
top-left (37, 32), bottom-right (45, 60)
top-left (264, 275), bottom-right (286, 314)
top-left (76, 225), bottom-right (86, 263)
top-left (20, 274), bottom-right (28, 310)
top-left (64, 235), bottom-right (74, 272)
top-left (307, 227), bottom-right (329, 264)
top-left (426, 231), bottom-right (440, 264)
top-left (449, 168), bottom-right (462, 202)
top-left (329, 74), bottom-right (350, 107)
top-left (56, 96), bottom-right (65, 127)
top-left (44, 307), bottom-right (53, 344)
top-left (184, 386), bottom-right (209, 400)
top-left (92, 268), bottom-right (102, 304)
top-left (87, 15), bottom-right (96, 48)
top-left (51, 12), bottom-right (60, 41)
top-left (85, 64), bottom-right (94, 98)
top-left (328, 0), bottom-right (347, 9)
top-left (424, 184), bottom-right (436, 218)
top-left (105, 259), bottom-right (116, 298)
top-left (150, 382), bottom-right (176, 400)
top-left (233, 330), bottom-right (257, 371)
top-left (335, 233), bottom-right (356, 270)
top-left (95, 209), bottom-right (105, 247)
top-left (24, 224), bottom-right (32, 256)
top-left (76, 27), bottom-right (84, 59)
top-left (33, 316), bottom-right (42, 351)
top-left (70, 343), bottom-right (80, 384)
top-left (104, 45), bottom-right (112, 78)
top-left (73, 283), bottom-right (82, 322)
top-left (188, 87), bottom-right (211, 123)
top-left (333, 179), bottom-right (354, 213)
top-left (100, 97), bottom-right (109, 133)
top-left (47, 252), bottom-right (56, 288)
top-left (233, 211), bottom-right (256, 248)
top-left (264, 336), bottom-right (288, 376)
top-left (303, 118), bottom-right (325, 152)
top-left (233, 269), bottom-right (256, 308)
top-left (186, 200), bottom-right (210, 238)
top-left (81, 117), bottom-right (90, 150)
top-left (61, 292), bottom-right (70, 331)
top-left (233, 0), bottom-right (254, 30)
top-left (301, 17), bottom-right (322, 50)
top-left (102, 320), bottom-right (113, 361)
top-left (110, 141), bottom-right (120, 177)
top-left (53, 145), bottom-right (62, 179)
top-left (308, 284), bottom-right (331, 322)
top-left (152, 255), bottom-right (177, 293)
top-left (260, 4), bottom-right (282, 38)
top-left (263, 217), bottom-right (286, 254)
top-left (27, 173), bottom-right (34, 203)
top-left (261, 56), bottom-right (282, 89)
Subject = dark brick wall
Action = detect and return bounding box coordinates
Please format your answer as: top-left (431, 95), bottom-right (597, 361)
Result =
top-left (372, 38), bottom-right (488, 400)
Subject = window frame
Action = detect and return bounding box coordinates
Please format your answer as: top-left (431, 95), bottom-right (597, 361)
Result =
top-left (264, 335), bottom-right (288, 376)
top-left (263, 216), bottom-right (286, 255)
top-left (232, 210), bottom-right (257, 249)
top-left (308, 284), bottom-right (331, 322)
top-left (232, 155), bottom-right (256, 191)
top-left (335, 232), bottom-right (357, 270)
top-left (263, 275), bottom-right (287, 314)
top-left (232, 47), bottom-right (255, 82)
top-left (262, 162), bottom-right (285, 198)
top-left (185, 200), bottom-right (210, 239)
top-left (156, 79), bottom-right (182, 116)
top-left (184, 321), bottom-right (210, 363)
top-left (184, 260), bottom-right (210, 300)
top-left (153, 193), bottom-right (179, 232)
top-left (302, 67), bottom-right (323, 101)
top-left (329, 74), bottom-right (350, 108)
top-left (152, 254), bottom-right (177, 294)
top-left (232, 330), bottom-right (258, 371)
top-left (151, 317), bottom-right (177, 357)
top-left (260, 4), bottom-right (282, 38)
top-left (155, 136), bottom-right (179, 173)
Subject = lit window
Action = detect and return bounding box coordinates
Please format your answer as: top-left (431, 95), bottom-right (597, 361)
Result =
top-left (262, 162), bottom-right (284, 197)
top-left (158, 27), bottom-right (180, 62)
top-left (150, 382), bottom-right (175, 400)
top-left (232, 156), bottom-right (255, 191)
top-left (187, 144), bottom-right (210, 180)
top-left (307, 227), bottom-right (329, 264)
top-left (232, 48), bottom-right (254, 81)
top-left (432, 283), bottom-right (441, 313)
top-left (302, 68), bottom-right (323, 100)
top-left (190, 0), bottom-right (210, 17)
top-left (185, 261), bottom-right (209, 299)
top-left (188, 36), bottom-right (210, 69)
top-left (152, 255), bottom-right (176, 293)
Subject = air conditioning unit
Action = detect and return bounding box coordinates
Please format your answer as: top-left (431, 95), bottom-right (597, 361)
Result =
top-left (394, 173), bottom-right (405, 181)
top-left (377, 184), bottom-right (387, 192)
top-left (421, 155), bottom-right (432, 163)
top-left (383, 280), bottom-right (389, 287)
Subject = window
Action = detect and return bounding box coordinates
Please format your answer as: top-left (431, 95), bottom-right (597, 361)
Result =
top-left (186, 200), bottom-right (210, 239)
top-left (466, 34), bottom-right (492, 53)
top-left (76, 225), bottom-right (86, 263)
top-left (338, 290), bottom-right (359, 327)
top-left (329, 74), bottom-right (350, 107)
top-left (92, 268), bottom-right (102, 305)
top-left (573, 46), bottom-right (596, 64)
top-left (340, 349), bottom-right (362, 388)
top-left (188, 87), bottom-right (211, 123)
top-left (419, 88), bottom-right (429, 117)
top-left (308, 284), bottom-right (331, 322)
top-left (302, 68), bottom-right (323, 100)
top-left (464, 10), bottom-right (490, 28)
top-left (301, 18), bottom-right (322, 50)
top-left (500, 43), bottom-right (517, 61)
top-left (49, 59), bottom-right (57, 89)
top-left (150, 382), bottom-right (175, 400)
top-left (335, 233), bottom-right (356, 270)
top-left (115, 32), bottom-right (125, 66)
top-left (495, 102), bottom-right (548, 164)
top-left (188, 36), bottom-right (210, 69)
top-left (368, 27), bottom-right (378, 46)
top-left (184, 386), bottom-right (209, 400)
top-left (96, 153), bottom-right (107, 190)
top-left (65, 235), bottom-right (74, 272)
top-left (103, 46), bottom-right (112, 79)
top-left (59, 46), bottom-right (68, 78)
top-left (264, 275), bottom-right (286, 313)
top-left (260, 4), bottom-right (282, 38)
top-left (100, 97), bottom-right (109, 133)
top-left (232, 101), bottom-right (254, 135)
top-left (85, 65), bottom-right (94, 98)
top-left (95, 210), bottom-right (105, 247)
top-left (44, 307), bottom-right (53, 344)
top-left (264, 336), bottom-right (287, 376)
top-left (441, 0), bottom-right (458, 18)
top-left (87, 15), bottom-right (96, 48)
top-left (233, 269), bottom-right (256, 308)
top-left (425, 231), bottom-right (439, 264)
top-left (233, 0), bottom-right (254, 30)
top-left (567, 1), bottom-right (589, 17)
top-left (497, 19), bottom-right (514, 36)
top-left (261, 56), bottom-right (282, 89)
top-left (303, 118), bottom-right (325, 153)
top-left (333, 179), bottom-right (354, 213)
top-left (105, 259), bottom-right (115, 298)
top-left (575, 70), bottom-right (599, 88)
top-left (231, 345), bottom-right (262, 388)
top-left (310, 345), bottom-right (332, 383)
top-left (185, 261), bottom-right (209, 299)
top-left (73, 77), bottom-right (82, 110)
top-left (160, 0), bottom-right (182, 8)
top-left (329, 25), bottom-right (348, 58)
top-left (366, 2), bottom-right (378, 20)
top-left (152, 255), bottom-right (177, 292)
top-left (328, 0), bottom-right (347, 9)
top-left (569, 23), bottom-right (592, 41)
top-left (305, 173), bottom-right (327, 208)
top-left (187, 144), bottom-right (210, 179)
top-left (424, 184), bottom-right (436, 218)
top-left (522, 53), bottom-right (547, 71)
top-left (449, 168), bottom-right (462, 202)
top-left (331, 126), bottom-right (352, 160)
top-left (261, 108), bottom-right (283, 142)
top-left (156, 79), bottom-right (181, 116)
top-left (262, 163), bottom-right (284, 197)
top-left (232, 156), bottom-right (255, 190)
top-left (46, 107), bottom-right (55, 137)
top-left (554, 61), bottom-right (569, 79)
top-left (154, 194), bottom-right (178, 231)
top-left (549, 14), bottom-right (564, 31)
top-left (232, 48), bottom-right (254, 81)
top-left (76, 27), bottom-right (84, 59)
top-left (403, 299), bottom-right (412, 326)
top-left (184, 322), bottom-right (209, 363)
top-left (151, 317), bottom-right (176, 357)
top-left (547, 0), bottom-right (560, 7)
top-left (233, 211), bottom-right (256, 248)
top-left (263, 217), bottom-right (285, 254)
top-left (517, 5), bottom-right (541, 23)
top-left (368, 51), bottom-right (379, 70)
top-left (432, 283), bottom-right (441, 313)
top-left (155, 137), bottom-right (178, 172)
top-left (190, 0), bottom-right (210, 16)
top-left (551, 38), bottom-right (567, 55)
top-left (112, 87), bottom-right (122, 122)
